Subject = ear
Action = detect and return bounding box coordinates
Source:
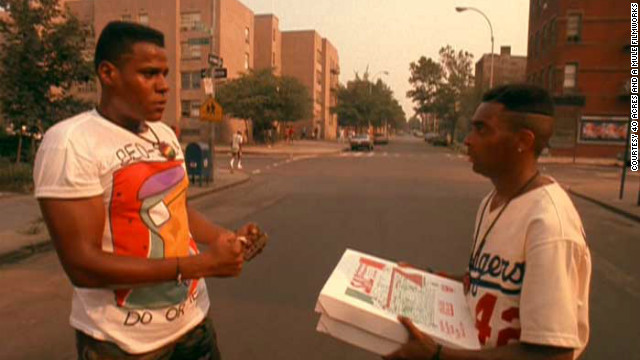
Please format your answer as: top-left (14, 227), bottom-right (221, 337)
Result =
top-left (516, 128), bottom-right (536, 153)
top-left (96, 61), bottom-right (119, 88)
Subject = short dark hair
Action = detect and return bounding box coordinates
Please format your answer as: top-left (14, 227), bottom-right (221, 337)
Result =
top-left (482, 84), bottom-right (554, 116)
top-left (482, 84), bottom-right (555, 156)
top-left (94, 21), bottom-right (165, 71)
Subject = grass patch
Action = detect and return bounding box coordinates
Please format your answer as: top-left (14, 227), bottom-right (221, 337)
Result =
top-left (0, 159), bottom-right (33, 193)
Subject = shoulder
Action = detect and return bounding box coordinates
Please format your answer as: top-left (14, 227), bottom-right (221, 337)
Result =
top-left (148, 121), bottom-right (178, 141)
top-left (523, 181), bottom-right (586, 249)
top-left (40, 110), bottom-right (99, 150)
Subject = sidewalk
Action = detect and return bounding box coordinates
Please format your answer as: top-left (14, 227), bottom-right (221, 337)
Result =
top-left (0, 167), bottom-right (250, 264)
top-left (215, 139), bottom-right (348, 156)
top-left (541, 163), bottom-right (640, 222)
top-left (450, 143), bottom-right (640, 221)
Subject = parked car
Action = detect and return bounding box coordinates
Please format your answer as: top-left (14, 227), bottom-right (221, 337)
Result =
top-left (373, 133), bottom-right (389, 145)
top-left (427, 133), bottom-right (450, 146)
top-left (350, 134), bottom-right (374, 151)
top-left (424, 132), bottom-right (438, 142)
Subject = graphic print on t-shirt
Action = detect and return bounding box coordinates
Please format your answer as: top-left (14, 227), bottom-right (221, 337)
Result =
top-left (109, 160), bottom-right (199, 309)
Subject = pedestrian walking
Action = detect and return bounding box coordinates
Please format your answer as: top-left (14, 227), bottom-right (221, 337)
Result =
top-left (386, 84), bottom-right (591, 360)
top-left (33, 21), bottom-right (265, 359)
top-left (230, 130), bottom-right (243, 171)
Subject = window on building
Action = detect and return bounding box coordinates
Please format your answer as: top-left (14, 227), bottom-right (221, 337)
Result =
top-left (541, 24), bottom-right (548, 55)
top-left (181, 71), bottom-right (202, 90)
top-left (272, 28), bottom-right (276, 42)
top-left (272, 52), bottom-right (276, 66)
top-left (181, 12), bottom-right (203, 31)
top-left (121, 14), bottom-right (132, 21)
top-left (245, 27), bottom-right (250, 44)
top-left (566, 14), bottom-right (581, 42)
top-left (316, 70), bottom-right (323, 86)
top-left (138, 13), bottom-right (149, 25)
top-left (181, 100), bottom-right (190, 117)
top-left (563, 63), bottom-right (577, 90)
top-left (244, 52), bottom-right (250, 70)
top-left (181, 38), bottom-right (209, 59)
top-left (181, 100), bottom-right (201, 118)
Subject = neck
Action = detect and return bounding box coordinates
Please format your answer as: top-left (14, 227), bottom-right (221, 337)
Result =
top-left (491, 162), bottom-right (539, 199)
top-left (97, 97), bottom-right (143, 134)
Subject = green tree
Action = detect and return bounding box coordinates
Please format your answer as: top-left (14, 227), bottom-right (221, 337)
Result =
top-left (215, 68), bottom-right (311, 142)
top-left (333, 73), bottom-right (405, 132)
top-left (407, 45), bottom-right (474, 141)
top-left (0, 0), bottom-right (95, 161)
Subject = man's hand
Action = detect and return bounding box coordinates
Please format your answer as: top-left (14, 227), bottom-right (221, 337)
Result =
top-left (383, 316), bottom-right (439, 360)
top-left (236, 222), bottom-right (268, 261)
top-left (202, 230), bottom-right (244, 277)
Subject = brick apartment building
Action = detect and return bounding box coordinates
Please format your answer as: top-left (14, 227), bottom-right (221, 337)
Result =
top-left (475, 46), bottom-right (527, 94)
top-left (62, 0), bottom-right (339, 143)
top-left (527, 0), bottom-right (629, 158)
top-left (254, 14), bottom-right (281, 76)
top-left (281, 31), bottom-right (339, 140)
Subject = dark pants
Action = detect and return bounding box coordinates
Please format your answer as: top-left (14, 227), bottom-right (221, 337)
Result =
top-left (76, 317), bottom-right (221, 360)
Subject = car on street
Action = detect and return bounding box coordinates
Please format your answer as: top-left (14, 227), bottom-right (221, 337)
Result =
top-left (373, 133), bottom-right (389, 145)
top-left (349, 134), bottom-right (374, 151)
top-left (425, 133), bottom-right (450, 146)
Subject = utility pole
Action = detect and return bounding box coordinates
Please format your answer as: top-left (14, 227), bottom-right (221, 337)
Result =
top-left (208, 0), bottom-right (217, 183)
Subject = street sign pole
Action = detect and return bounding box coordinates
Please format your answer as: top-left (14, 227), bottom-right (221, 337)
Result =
top-left (209, 0), bottom-right (217, 184)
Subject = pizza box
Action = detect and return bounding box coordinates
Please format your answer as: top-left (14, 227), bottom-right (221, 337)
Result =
top-left (315, 249), bottom-right (480, 355)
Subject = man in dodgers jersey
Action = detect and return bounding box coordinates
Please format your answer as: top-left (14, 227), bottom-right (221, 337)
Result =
top-left (33, 21), bottom-right (256, 359)
top-left (385, 84), bottom-right (591, 360)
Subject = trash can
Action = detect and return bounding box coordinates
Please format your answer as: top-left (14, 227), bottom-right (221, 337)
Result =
top-left (185, 142), bottom-right (212, 186)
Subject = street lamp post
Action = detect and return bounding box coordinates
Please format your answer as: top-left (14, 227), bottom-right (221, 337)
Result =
top-left (456, 6), bottom-right (494, 89)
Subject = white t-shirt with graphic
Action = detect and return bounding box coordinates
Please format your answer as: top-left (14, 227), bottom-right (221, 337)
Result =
top-left (33, 110), bottom-right (210, 354)
top-left (466, 180), bottom-right (591, 357)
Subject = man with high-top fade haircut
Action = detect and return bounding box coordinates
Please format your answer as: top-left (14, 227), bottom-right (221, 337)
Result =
top-left (34, 21), bottom-right (259, 359)
top-left (386, 84), bottom-right (591, 360)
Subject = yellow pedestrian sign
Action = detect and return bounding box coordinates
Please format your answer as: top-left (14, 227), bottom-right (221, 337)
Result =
top-left (200, 98), bottom-right (223, 122)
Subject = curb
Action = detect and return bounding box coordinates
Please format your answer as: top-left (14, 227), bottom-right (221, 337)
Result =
top-left (215, 149), bottom-right (348, 156)
top-left (0, 175), bottom-right (252, 266)
top-left (566, 187), bottom-right (640, 224)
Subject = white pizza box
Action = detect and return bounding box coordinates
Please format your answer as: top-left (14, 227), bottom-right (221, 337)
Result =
top-left (315, 249), bottom-right (480, 355)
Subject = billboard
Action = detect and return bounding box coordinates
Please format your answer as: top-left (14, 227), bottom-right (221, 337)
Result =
top-left (578, 116), bottom-right (628, 144)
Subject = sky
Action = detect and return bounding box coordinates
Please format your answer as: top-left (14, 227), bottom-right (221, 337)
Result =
top-left (242, 0), bottom-right (531, 119)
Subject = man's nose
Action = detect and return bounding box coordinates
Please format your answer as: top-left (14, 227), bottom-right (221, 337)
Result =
top-left (156, 75), bottom-right (169, 95)
top-left (463, 134), bottom-right (471, 147)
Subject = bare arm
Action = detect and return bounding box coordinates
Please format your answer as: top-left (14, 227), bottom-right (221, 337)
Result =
top-left (39, 197), bottom-right (243, 289)
top-left (187, 206), bottom-right (233, 246)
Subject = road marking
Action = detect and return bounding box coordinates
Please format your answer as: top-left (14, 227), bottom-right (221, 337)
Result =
top-left (252, 169), bottom-right (261, 174)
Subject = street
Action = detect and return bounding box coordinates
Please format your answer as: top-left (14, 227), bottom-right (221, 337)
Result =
top-left (0, 136), bottom-right (638, 359)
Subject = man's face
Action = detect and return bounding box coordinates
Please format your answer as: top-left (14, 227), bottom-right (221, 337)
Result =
top-left (464, 102), bottom-right (519, 177)
top-left (110, 42), bottom-right (169, 122)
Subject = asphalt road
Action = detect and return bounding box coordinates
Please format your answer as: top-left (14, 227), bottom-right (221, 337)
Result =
top-left (0, 136), bottom-right (638, 359)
